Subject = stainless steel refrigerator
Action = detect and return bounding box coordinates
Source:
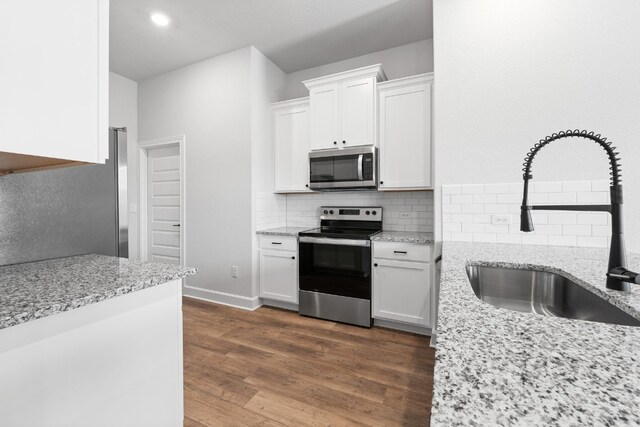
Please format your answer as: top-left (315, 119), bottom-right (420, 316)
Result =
top-left (0, 128), bottom-right (129, 265)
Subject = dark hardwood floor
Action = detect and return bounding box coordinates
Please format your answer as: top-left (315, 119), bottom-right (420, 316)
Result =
top-left (183, 297), bottom-right (435, 426)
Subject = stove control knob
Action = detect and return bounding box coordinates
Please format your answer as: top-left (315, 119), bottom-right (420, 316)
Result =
top-left (365, 211), bottom-right (370, 215)
top-left (329, 210), bottom-right (334, 215)
top-left (323, 210), bottom-right (329, 214)
top-left (372, 211), bottom-right (377, 215)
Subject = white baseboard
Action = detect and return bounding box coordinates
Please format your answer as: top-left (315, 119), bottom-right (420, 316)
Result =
top-left (183, 286), bottom-right (261, 311)
top-left (261, 299), bottom-right (298, 312)
top-left (374, 318), bottom-right (432, 336)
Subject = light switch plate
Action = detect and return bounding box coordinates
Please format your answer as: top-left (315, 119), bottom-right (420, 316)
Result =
top-left (491, 214), bottom-right (512, 225)
top-left (399, 212), bottom-right (411, 219)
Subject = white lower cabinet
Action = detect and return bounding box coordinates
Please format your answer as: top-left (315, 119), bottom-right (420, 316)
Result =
top-left (373, 242), bottom-right (432, 327)
top-left (259, 236), bottom-right (298, 304)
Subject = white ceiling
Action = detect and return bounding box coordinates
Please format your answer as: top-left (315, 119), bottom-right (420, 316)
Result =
top-left (110, 0), bottom-right (433, 81)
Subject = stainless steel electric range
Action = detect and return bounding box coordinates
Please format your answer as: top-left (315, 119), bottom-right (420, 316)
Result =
top-left (298, 206), bottom-right (382, 327)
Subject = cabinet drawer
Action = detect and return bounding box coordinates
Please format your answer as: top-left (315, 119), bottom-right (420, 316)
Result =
top-left (259, 235), bottom-right (297, 251)
top-left (373, 242), bottom-right (430, 262)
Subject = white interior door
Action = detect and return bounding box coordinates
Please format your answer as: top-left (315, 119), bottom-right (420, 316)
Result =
top-left (147, 145), bottom-right (181, 265)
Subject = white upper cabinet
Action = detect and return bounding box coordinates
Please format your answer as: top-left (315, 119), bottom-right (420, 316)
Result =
top-left (272, 98), bottom-right (312, 193)
top-left (378, 74), bottom-right (433, 190)
top-left (304, 65), bottom-right (386, 151)
top-left (308, 85), bottom-right (340, 151)
top-left (0, 0), bottom-right (109, 173)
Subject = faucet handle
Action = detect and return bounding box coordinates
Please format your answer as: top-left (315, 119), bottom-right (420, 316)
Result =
top-left (608, 267), bottom-right (640, 285)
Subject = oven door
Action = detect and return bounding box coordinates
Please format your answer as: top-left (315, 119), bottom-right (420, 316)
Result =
top-left (298, 237), bottom-right (371, 299)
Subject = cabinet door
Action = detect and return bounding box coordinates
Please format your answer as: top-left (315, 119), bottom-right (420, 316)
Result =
top-left (340, 77), bottom-right (375, 147)
top-left (309, 84), bottom-right (340, 150)
top-left (0, 0), bottom-right (108, 163)
top-left (373, 259), bottom-right (431, 326)
top-left (260, 250), bottom-right (298, 303)
top-left (379, 82), bottom-right (432, 190)
top-left (273, 105), bottom-right (311, 192)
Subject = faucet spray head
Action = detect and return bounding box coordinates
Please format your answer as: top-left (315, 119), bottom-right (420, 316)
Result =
top-left (520, 205), bottom-right (534, 232)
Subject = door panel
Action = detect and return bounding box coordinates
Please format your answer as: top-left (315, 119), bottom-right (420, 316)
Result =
top-left (260, 250), bottom-right (298, 303)
top-left (341, 77), bottom-right (375, 147)
top-left (373, 259), bottom-right (431, 326)
top-left (309, 84), bottom-right (340, 150)
top-left (379, 81), bottom-right (432, 189)
top-left (274, 105), bottom-right (311, 192)
top-left (147, 145), bottom-right (181, 265)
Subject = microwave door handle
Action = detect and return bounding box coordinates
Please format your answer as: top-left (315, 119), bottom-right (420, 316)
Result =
top-left (357, 154), bottom-right (363, 181)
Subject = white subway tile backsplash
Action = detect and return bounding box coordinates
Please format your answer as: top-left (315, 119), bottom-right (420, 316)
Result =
top-left (461, 204), bottom-right (485, 214)
top-left (533, 182), bottom-right (562, 193)
top-left (473, 233), bottom-right (497, 243)
top-left (461, 223), bottom-right (485, 233)
top-left (576, 191), bottom-right (609, 204)
top-left (591, 180), bottom-right (610, 192)
top-left (592, 225), bottom-right (611, 237)
top-left (472, 193), bottom-right (497, 204)
top-left (548, 213), bottom-right (577, 225)
top-left (451, 195), bottom-right (473, 204)
top-left (256, 190), bottom-right (435, 233)
top-left (496, 193), bottom-right (521, 204)
top-left (577, 236), bottom-right (608, 248)
top-left (461, 184), bottom-right (485, 194)
top-left (562, 225), bottom-right (591, 236)
top-left (485, 183), bottom-right (511, 194)
top-left (548, 192), bottom-right (577, 204)
top-left (442, 185), bottom-right (461, 195)
top-left (496, 234), bottom-right (522, 244)
top-left (441, 180), bottom-right (611, 249)
top-left (549, 235), bottom-right (577, 246)
top-left (562, 181), bottom-right (591, 192)
top-left (577, 213), bottom-right (609, 225)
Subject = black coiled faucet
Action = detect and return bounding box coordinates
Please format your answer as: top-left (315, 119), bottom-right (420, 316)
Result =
top-left (520, 129), bottom-right (639, 291)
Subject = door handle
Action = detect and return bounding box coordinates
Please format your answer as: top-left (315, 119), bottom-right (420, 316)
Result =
top-left (173, 224), bottom-right (181, 227)
top-left (357, 154), bottom-right (363, 181)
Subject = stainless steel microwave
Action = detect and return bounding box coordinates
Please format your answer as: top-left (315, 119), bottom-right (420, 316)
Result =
top-left (309, 146), bottom-right (377, 190)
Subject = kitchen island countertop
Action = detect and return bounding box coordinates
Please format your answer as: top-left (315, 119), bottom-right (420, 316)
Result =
top-left (0, 254), bottom-right (196, 330)
top-left (432, 242), bottom-right (640, 426)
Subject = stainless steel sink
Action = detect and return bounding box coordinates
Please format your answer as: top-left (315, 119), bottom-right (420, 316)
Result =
top-left (466, 265), bottom-right (640, 327)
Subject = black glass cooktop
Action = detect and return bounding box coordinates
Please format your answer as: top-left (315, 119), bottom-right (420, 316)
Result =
top-left (299, 227), bottom-right (382, 240)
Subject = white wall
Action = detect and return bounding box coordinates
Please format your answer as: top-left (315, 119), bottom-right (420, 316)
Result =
top-left (109, 72), bottom-right (138, 259)
top-left (138, 47), bottom-right (255, 303)
top-left (433, 0), bottom-right (640, 252)
top-left (283, 39), bottom-right (434, 99)
top-left (250, 47), bottom-right (287, 300)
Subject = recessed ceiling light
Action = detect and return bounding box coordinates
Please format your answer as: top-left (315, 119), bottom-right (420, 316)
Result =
top-left (150, 12), bottom-right (170, 27)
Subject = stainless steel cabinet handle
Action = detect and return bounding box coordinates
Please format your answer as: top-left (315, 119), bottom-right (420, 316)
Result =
top-left (173, 224), bottom-right (181, 227)
top-left (271, 242), bottom-right (282, 245)
top-left (394, 251), bottom-right (407, 254)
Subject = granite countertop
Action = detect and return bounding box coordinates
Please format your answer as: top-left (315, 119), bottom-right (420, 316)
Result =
top-left (0, 254), bottom-right (197, 331)
top-left (431, 242), bottom-right (640, 426)
top-left (371, 231), bottom-right (434, 245)
top-left (256, 227), bottom-right (312, 237)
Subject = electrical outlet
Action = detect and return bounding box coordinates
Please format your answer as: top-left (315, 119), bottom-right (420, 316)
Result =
top-left (231, 266), bottom-right (239, 278)
top-left (491, 214), bottom-right (512, 225)
top-left (399, 212), bottom-right (411, 219)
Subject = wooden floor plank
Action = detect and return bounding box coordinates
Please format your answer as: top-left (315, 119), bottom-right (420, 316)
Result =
top-left (183, 297), bottom-right (435, 426)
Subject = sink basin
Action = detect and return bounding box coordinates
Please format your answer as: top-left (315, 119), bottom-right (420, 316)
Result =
top-left (466, 265), bottom-right (640, 327)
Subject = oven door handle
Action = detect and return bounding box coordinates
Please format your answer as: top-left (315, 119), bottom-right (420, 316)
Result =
top-left (357, 154), bottom-right (363, 181)
top-left (299, 236), bottom-right (371, 247)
